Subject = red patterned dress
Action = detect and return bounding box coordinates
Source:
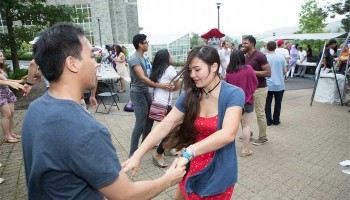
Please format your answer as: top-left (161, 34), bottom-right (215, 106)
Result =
top-left (179, 115), bottom-right (234, 199)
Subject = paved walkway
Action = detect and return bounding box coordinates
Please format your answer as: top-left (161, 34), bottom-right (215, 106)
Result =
top-left (0, 88), bottom-right (349, 199)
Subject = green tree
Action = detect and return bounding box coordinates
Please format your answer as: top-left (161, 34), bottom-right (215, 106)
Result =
top-left (0, 0), bottom-right (76, 72)
top-left (296, 0), bottom-right (327, 33)
top-left (190, 32), bottom-right (205, 47)
top-left (325, 0), bottom-right (350, 32)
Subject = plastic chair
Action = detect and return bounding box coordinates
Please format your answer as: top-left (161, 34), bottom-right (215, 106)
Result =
top-left (95, 81), bottom-right (120, 114)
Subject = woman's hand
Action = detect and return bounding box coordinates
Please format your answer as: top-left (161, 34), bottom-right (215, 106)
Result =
top-left (121, 156), bottom-right (142, 178)
top-left (8, 81), bottom-right (24, 90)
top-left (176, 156), bottom-right (189, 169)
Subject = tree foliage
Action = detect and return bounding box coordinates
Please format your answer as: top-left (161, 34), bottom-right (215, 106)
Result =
top-left (325, 0), bottom-right (350, 32)
top-left (0, 0), bottom-right (77, 72)
top-left (190, 32), bottom-right (205, 47)
top-left (296, 0), bottom-right (327, 34)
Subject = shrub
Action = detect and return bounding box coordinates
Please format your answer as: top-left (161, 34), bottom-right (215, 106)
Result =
top-left (8, 69), bottom-right (28, 80)
top-left (3, 50), bottom-right (33, 60)
top-left (95, 56), bottom-right (102, 63)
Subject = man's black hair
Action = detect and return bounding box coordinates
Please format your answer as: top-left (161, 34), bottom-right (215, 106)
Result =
top-left (33, 22), bottom-right (84, 82)
top-left (132, 34), bottom-right (147, 49)
top-left (243, 35), bottom-right (256, 46)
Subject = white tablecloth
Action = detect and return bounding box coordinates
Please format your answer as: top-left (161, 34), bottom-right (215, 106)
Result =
top-left (297, 61), bottom-right (317, 67)
top-left (97, 64), bottom-right (120, 81)
top-left (315, 73), bottom-right (346, 104)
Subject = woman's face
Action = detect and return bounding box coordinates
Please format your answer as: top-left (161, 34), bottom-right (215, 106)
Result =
top-left (188, 57), bottom-right (217, 88)
top-left (0, 52), bottom-right (4, 64)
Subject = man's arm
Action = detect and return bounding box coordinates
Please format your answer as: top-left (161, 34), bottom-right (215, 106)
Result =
top-left (89, 81), bottom-right (97, 109)
top-left (255, 63), bottom-right (271, 78)
top-left (300, 51), bottom-right (307, 63)
top-left (283, 65), bottom-right (288, 75)
top-left (26, 59), bottom-right (39, 84)
top-left (99, 159), bottom-right (185, 200)
top-left (23, 59), bottom-right (40, 96)
top-left (322, 57), bottom-right (327, 69)
top-left (133, 66), bottom-right (171, 90)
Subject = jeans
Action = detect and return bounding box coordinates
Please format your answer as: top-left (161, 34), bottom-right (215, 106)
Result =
top-left (265, 90), bottom-right (284, 124)
top-left (254, 87), bottom-right (268, 140)
top-left (129, 91), bottom-right (154, 157)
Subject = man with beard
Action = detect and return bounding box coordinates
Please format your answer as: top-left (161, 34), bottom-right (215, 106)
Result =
top-left (242, 36), bottom-right (271, 145)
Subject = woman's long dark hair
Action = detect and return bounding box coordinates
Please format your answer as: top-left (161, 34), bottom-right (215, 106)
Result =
top-left (226, 50), bottom-right (246, 73)
top-left (0, 52), bottom-right (5, 70)
top-left (114, 45), bottom-right (123, 57)
top-left (149, 49), bottom-right (170, 82)
top-left (164, 45), bottom-right (220, 150)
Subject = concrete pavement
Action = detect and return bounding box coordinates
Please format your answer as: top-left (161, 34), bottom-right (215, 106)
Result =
top-left (0, 88), bottom-right (349, 199)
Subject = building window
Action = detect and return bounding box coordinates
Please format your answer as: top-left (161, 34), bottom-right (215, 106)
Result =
top-left (74, 4), bottom-right (94, 45)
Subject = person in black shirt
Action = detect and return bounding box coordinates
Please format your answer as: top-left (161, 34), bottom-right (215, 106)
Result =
top-left (319, 39), bottom-right (337, 71)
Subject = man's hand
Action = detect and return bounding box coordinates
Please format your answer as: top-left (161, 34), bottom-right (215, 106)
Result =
top-left (23, 84), bottom-right (32, 96)
top-left (159, 83), bottom-right (173, 91)
top-left (163, 158), bottom-right (186, 186)
top-left (121, 156), bottom-right (142, 178)
top-left (89, 96), bottom-right (97, 109)
top-left (175, 156), bottom-right (189, 169)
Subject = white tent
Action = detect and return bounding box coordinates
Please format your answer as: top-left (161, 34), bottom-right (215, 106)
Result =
top-left (259, 32), bottom-right (348, 42)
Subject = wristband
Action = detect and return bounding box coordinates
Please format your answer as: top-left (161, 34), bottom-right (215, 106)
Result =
top-left (189, 145), bottom-right (196, 157)
top-left (181, 149), bottom-right (193, 161)
top-left (25, 81), bottom-right (34, 86)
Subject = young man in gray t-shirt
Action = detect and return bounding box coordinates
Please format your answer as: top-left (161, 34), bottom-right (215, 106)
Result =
top-left (128, 34), bottom-right (172, 157)
top-left (22, 23), bottom-right (184, 200)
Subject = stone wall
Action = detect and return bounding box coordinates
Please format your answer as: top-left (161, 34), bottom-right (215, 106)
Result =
top-left (46, 0), bottom-right (140, 45)
top-left (126, 0), bottom-right (140, 43)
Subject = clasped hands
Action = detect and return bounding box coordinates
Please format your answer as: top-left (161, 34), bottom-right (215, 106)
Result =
top-left (122, 153), bottom-right (189, 178)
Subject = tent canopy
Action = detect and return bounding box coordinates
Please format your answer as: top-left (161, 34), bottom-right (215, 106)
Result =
top-left (259, 32), bottom-right (347, 42)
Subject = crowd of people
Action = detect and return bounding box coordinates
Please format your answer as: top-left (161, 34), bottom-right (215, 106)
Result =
top-left (0, 21), bottom-right (349, 199)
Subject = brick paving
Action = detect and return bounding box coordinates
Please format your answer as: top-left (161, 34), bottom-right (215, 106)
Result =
top-left (0, 88), bottom-right (349, 199)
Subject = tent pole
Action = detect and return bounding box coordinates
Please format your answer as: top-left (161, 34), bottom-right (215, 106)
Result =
top-left (331, 59), bottom-right (343, 106)
top-left (341, 31), bottom-right (350, 106)
top-left (310, 42), bottom-right (327, 106)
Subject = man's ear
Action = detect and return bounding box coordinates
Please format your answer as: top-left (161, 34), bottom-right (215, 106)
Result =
top-left (65, 56), bottom-right (78, 73)
top-left (212, 62), bottom-right (219, 73)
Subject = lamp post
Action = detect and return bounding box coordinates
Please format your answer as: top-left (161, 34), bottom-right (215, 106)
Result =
top-left (97, 18), bottom-right (102, 47)
top-left (216, 2), bottom-right (221, 30)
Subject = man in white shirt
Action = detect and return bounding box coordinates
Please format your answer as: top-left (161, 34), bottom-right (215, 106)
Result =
top-left (275, 39), bottom-right (290, 80)
top-left (275, 39), bottom-right (290, 62)
top-left (296, 47), bottom-right (307, 77)
top-left (219, 40), bottom-right (231, 79)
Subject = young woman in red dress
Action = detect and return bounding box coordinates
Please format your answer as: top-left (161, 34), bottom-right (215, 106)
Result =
top-left (123, 46), bottom-right (244, 199)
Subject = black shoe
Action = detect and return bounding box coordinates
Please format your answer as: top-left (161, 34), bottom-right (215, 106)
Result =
top-left (273, 121), bottom-right (280, 125)
top-left (267, 121), bottom-right (272, 126)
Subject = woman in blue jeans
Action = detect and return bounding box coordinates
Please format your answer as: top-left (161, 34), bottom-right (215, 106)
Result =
top-left (149, 49), bottom-right (181, 167)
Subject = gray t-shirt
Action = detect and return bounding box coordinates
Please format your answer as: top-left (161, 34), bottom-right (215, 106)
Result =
top-left (128, 52), bottom-right (149, 93)
top-left (22, 92), bottom-right (121, 199)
